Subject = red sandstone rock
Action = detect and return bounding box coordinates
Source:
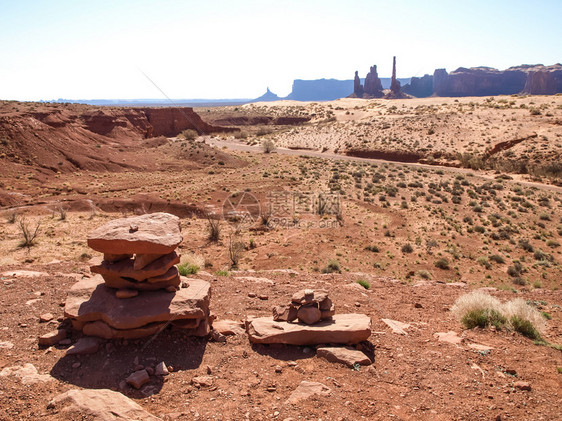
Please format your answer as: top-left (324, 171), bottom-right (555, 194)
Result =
top-left (38, 329), bottom-right (67, 347)
top-left (297, 305), bottom-right (321, 325)
top-left (64, 275), bottom-right (210, 330)
top-left (134, 254), bottom-right (164, 270)
top-left (82, 320), bottom-right (165, 340)
top-left (126, 369), bottom-right (150, 389)
top-left (48, 388), bottom-right (160, 421)
top-left (285, 381), bottom-right (331, 405)
top-left (247, 314), bottom-right (371, 345)
top-left (102, 273), bottom-right (180, 291)
top-left (87, 213), bottom-right (182, 255)
top-left (316, 346), bottom-right (371, 367)
top-left (90, 251), bottom-right (179, 282)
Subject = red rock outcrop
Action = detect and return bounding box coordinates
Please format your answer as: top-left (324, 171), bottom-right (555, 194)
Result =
top-left (0, 102), bottom-right (237, 172)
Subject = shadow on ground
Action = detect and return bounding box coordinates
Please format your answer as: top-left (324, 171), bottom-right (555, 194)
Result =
top-left (50, 328), bottom-right (207, 398)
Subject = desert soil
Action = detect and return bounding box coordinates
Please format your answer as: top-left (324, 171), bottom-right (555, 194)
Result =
top-left (0, 96), bottom-right (561, 420)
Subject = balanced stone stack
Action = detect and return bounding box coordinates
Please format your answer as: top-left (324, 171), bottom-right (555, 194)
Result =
top-left (247, 289), bottom-right (371, 345)
top-left (64, 212), bottom-right (212, 340)
top-left (273, 289), bottom-right (335, 324)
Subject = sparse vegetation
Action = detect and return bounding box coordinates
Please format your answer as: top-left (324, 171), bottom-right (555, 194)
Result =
top-left (322, 260), bottom-right (341, 274)
top-left (452, 292), bottom-right (546, 339)
top-left (262, 139), bottom-right (275, 153)
top-left (17, 217), bottom-right (41, 249)
top-left (206, 214), bottom-right (221, 242)
top-left (177, 262), bottom-right (199, 276)
top-left (356, 279), bottom-right (370, 289)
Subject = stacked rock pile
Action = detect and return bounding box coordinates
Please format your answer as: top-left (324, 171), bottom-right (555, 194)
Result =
top-left (64, 212), bottom-right (212, 340)
top-left (273, 289), bottom-right (335, 325)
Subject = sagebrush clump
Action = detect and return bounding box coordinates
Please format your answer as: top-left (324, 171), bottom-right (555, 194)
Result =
top-left (451, 291), bottom-right (546, 339)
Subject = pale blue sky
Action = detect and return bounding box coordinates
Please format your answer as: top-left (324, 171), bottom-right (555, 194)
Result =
top-left (1, 0), bottom-right (560, 100)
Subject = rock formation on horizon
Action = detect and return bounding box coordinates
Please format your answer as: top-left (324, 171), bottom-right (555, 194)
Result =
top-left (363, 66), bottom-right (384, 97)
top-left (390, 56), bottom-right (401, 94)
top-left (384, 56), bottom-right (408, 99)
top-left (254, 87), bottom-right (281, 102)
top-left (403, 63), bottom-right (562, 97)
top-left (353, 71), bottom-right (364, 97)
top-left (351, 64), bottom-right (385, 98)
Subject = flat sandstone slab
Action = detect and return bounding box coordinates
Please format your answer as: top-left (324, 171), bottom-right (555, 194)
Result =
top-left (87, 212), bottom-right (182, 255)
top-left (65, 275), bottom-right (210, 330)
top-left (247, 314), bottom-right (371, 345)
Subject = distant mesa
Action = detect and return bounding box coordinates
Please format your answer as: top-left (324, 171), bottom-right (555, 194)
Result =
top-left (403, 63), bottom-right (562, 97)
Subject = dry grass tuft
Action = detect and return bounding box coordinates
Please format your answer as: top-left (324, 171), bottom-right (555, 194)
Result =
top-left (503, 298), bottom-right (546, 334)
top-left (451, 291), bottom-right (547, 338)
top-left (450, 291), bottom-right (503, 320)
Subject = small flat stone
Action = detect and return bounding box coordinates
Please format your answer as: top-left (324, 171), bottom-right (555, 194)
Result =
top-left (66, 337), bottom-right (101, 356)
top-left (317, 346), bottom-right (371, 367)
top-left (39, 313), bottom-right (54, 323)
top-left (514, 381), bottom-right (531, 391)
top-left (126, 369), bottom-right (150, 389)
top-left (212, 320), bottom-right (245, 336)
top-left (0, 270), bottom-right (48, 278)
top-left (434, 331), bottom-right (464, 345)
top-left (0, 363), bottom-right (53, 385)
top-left (38, 329), bottom-right (66, 347)
top-left (381, 318), bottom-right (410, 335)
top-left (116, 289), bottom-right (139, 299)
top-left (468, 343), bottom-right (494, 351)
top-left (191, 376), bottom-right (214, 388)
top-left (49, 388), bottom-right (160, 421)
top-left (285, 381), bottom-right (331, 405)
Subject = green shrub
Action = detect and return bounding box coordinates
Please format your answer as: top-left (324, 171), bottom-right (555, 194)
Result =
top-left (461, 308), bottom-right (506, 329)
top-left (356, 279), bottom-right (371, 289)
top-left (177, 262), bottom-right (199, 276)
top-left (365, 245), bottom-right (379, 252)
top-left (322, 260), bottom-right (341, 274)
top-left (489, 254), bottom-right (505, 264)
top-left (434, 258), bottom-right (450, 270)
top-left (417, 270), bottom-right (432, 279)
top-left (214, 270), bottom-right (229, 276)
top-left (401, 244), bottom-right (413, 253)
top-left (510, 316), bottom-right (542, 340)
top-left (180, 129), bottom-right (198, 140)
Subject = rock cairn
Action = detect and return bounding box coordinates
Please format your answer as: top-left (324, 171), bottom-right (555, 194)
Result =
top-left (273, 289), bottom-right (335, 325)
top-left (64, 212), bottom-right (211, 340)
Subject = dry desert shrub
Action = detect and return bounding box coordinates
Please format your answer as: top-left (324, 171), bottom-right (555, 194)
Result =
top-left (452, 292), bottom-right (547, 339)
top-left (451, 291), bottom-right (505, 329)
top-left (503, 298), bottom-right (546, 335)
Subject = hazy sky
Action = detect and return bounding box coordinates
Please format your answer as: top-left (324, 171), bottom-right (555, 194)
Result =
top-left (1, 0), bottom-right (560, 100)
